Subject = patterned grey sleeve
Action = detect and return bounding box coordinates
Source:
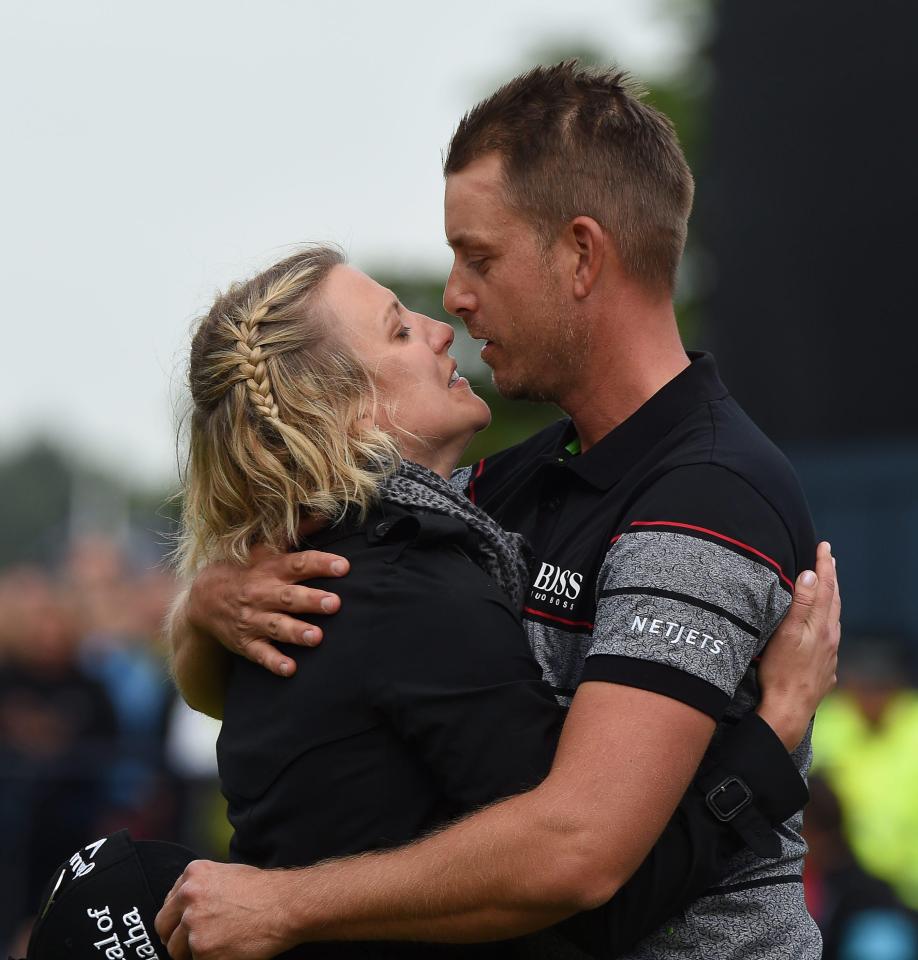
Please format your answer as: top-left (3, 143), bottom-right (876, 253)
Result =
top-left (587, 529), bottom-right (790, 700)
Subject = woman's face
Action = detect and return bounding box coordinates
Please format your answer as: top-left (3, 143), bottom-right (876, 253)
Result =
top-left (321, 265), bottom-right (491, 474)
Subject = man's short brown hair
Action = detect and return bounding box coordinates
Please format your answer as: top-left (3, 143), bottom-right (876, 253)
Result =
top-left (444, 60), bottom-right (694, 293)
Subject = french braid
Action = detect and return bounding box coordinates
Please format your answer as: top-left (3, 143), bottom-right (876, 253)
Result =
top-left (235, 301), bottom-right (280, 423)
top-left (176, 245), bottom-right (400, 576)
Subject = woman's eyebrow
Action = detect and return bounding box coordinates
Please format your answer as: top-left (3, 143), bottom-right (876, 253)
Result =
top-left (380, 299), bottom-right (400, 327)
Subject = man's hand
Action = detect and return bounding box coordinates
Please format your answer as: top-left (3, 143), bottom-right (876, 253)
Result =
top-left (155, 860), bottom-right (294, 960)
top-left (756, 540), bottom-right (841, 750)
top-left (186, 544), bottom-right (350, 678)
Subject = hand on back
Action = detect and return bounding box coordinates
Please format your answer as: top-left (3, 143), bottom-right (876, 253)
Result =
top-left (756, 541), bottom-right (841, 750)
top-left (186, 544), bottom-right (349, 677)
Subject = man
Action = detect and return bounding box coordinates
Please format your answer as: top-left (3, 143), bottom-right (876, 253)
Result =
top-left (157, 62), bottom-right (838, 958)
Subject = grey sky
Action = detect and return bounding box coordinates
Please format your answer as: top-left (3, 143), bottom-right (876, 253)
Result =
top-left (0, 0), bottom-right (692, 486)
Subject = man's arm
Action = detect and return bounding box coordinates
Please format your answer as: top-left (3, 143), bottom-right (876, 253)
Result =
top-left (167, 585), bottom-right (229, 719)
top-left (158, 685), bottom-right (712, 960)
top-left (167, 545), bottom-right (351, 716)
top-left (155, 548), bottom-right (838, 960)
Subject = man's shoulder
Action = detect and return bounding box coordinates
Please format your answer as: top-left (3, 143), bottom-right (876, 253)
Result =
top-left (708, 395), bottom-right (811, 517)
top-left (617, 463), bottom-right (801, 579)
top-left (632, 393), bottom-right (816, 576)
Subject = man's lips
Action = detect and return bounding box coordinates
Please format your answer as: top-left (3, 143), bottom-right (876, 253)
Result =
top-left (465, 325), bottom-right (497, 362)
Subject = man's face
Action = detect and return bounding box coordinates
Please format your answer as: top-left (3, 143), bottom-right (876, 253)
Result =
top-left (443, 153), bottom-right (581, 402)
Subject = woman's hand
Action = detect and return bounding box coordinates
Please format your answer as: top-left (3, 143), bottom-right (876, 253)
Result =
top-left (181, 545), bottom-right (350, 678)
top-left (755, 541), bottom-right (841, 750)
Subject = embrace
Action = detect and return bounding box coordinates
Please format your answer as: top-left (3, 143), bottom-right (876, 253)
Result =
top-left (156, 62), bottom-right (840, 959)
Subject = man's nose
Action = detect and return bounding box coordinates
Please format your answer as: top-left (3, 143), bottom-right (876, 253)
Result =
top-left (443, 265), bottom-right (477, 319)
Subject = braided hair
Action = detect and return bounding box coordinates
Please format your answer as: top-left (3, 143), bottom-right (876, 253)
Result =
top-left (175, 246), bottom-right (399, 576)
top-left (235, 306), bottom-right (280, 422)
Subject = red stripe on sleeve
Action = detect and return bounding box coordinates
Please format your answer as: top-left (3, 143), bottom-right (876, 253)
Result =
top-left (629, 520), bottom-right (795, 589)
top-left (523, 607), bottom-right (595, 630)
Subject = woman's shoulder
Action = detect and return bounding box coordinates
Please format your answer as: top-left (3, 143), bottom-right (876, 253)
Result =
top-left (296, 502), bottom-right (523, 653)
top-left (374, 506), bottom-right (518, 608)
top-left (303, 503), bottom-right (503, 589)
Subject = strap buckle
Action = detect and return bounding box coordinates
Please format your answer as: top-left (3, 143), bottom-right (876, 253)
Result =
top-left (705, 776), bottom-right (753, 822)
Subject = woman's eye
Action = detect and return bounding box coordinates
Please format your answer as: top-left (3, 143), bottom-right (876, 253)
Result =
top-left (396, 325), bottom-right (412, 339)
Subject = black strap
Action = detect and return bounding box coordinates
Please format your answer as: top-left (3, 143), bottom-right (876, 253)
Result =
top-left (693, 712), bottom-right (810, 860)
top-left (695, 771), bottom-right (782, 859)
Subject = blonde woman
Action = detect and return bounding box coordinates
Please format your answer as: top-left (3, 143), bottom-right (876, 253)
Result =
top-left (170, 247), bottom-right (833, 958)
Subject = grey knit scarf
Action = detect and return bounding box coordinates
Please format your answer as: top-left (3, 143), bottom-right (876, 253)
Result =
top-left (379, 460), bottom-right (532, 610)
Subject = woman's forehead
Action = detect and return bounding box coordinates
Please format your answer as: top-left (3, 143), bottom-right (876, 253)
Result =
top-left (324, 264), bottom-right (390, 310)
top-left (322, 264), bottom-right (396, 341)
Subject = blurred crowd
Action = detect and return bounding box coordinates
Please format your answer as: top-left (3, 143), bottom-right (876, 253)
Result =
top-left (2, 539), bottom-right (918, 958)
top-left (0, 538), bottom-right (228, 955)
top-left (806, 637), bottom-right (918, 958)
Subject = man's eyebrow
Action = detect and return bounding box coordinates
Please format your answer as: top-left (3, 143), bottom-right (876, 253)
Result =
top-left (446, 232), bottom-right (488, 250)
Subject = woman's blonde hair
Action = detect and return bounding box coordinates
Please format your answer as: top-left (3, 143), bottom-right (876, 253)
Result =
top-left (175, 245), bottom-right (399, 577)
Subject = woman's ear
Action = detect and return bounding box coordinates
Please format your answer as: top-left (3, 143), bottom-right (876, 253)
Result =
top-left (355, 396), bottom-right (380, 433)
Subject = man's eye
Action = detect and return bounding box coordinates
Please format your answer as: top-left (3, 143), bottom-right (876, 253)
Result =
top-left (468, 258), bottom-right (489, 274)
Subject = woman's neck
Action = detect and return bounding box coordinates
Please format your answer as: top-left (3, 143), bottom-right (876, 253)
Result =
top-left (401, 441), bottom-right (464, 481)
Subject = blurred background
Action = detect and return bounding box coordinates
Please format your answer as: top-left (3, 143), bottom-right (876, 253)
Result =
top-left (1, 0), bottom-right (916, 956)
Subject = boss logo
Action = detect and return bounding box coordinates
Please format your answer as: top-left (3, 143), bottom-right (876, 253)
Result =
top-left (531, 562), bottom-right (584, 600)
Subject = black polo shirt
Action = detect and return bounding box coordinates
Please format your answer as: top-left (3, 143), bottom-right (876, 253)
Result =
top-left (454, 352), bottom-right (822, 957)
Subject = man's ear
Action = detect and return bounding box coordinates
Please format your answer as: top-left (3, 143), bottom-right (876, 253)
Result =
top-left (568, 217), bottom-right (605, 300)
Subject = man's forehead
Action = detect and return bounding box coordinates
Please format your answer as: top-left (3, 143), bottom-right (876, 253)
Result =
top-left (444, 156), bottom-right (517, 244)
top-left (445, 155), bottom-right (504, 202)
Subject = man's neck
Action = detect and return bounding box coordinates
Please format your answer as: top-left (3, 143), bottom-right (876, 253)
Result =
top-left (559, 302), bottom-right (690, 452)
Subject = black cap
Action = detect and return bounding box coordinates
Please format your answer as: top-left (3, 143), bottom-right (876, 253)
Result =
top-left (21, 830), bottom-right (196, 960)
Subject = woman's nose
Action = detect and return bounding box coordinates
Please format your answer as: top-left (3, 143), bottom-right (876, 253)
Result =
top-left (431, 319), bottom-right (455, 353)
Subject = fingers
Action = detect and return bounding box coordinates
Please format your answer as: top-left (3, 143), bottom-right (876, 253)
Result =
top-left (812, 542), bottom-right (836, 625)
top-left (264, 609), bottom-right (326, 648)
top-left (166, 926), bottom-right (192, 960)
top-left (830, 560), bottom-right (842, 628)
top-left (241, 638), bottom-right (302, 678)
top-left (781, 565), bottom-right (819, 635)
top-left (278, 550), bottom-right (350, 583)
top-left (783, 542), bottom-right (834, 626)
top-left (155, 878), bottom-right (184, 952)
top-left (272, 583), bottom-right (342, 620)
top-left (236, 584), bottom-right (340, 638)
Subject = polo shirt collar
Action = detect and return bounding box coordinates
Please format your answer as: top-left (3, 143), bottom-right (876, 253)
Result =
top-left (562, 352), bottom-right (729, 490)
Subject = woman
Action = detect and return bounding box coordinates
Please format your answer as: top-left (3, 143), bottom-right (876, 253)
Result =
top-left (173, 246), bottom-right (830, 957)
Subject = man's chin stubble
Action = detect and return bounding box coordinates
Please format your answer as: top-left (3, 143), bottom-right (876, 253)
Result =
top-left (491, 368), bottom-right (561, 404)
